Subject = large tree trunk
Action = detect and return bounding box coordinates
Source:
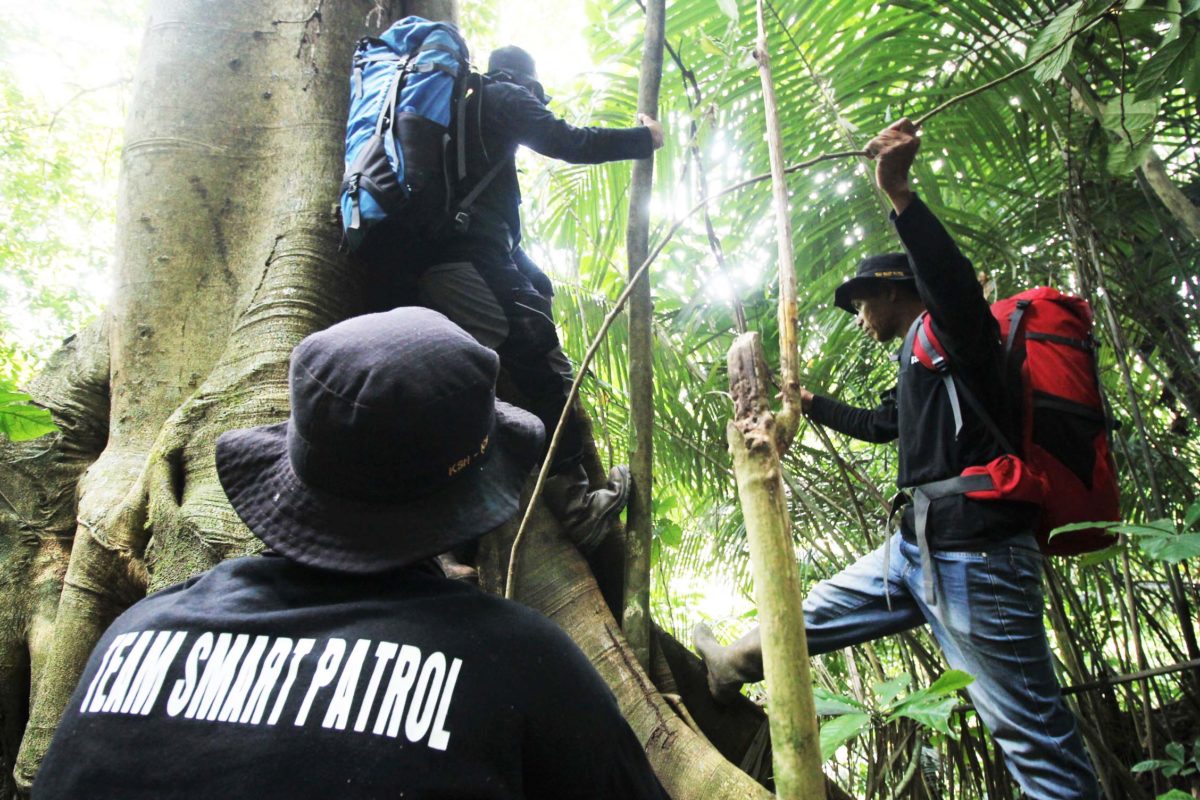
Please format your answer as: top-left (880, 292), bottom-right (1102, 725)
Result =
top-left (1, 2), bottom-right (779, 797)
top-left (0, 322), bottom-right (109, 799)
top-left (7, 0), bottom-right (456, 791)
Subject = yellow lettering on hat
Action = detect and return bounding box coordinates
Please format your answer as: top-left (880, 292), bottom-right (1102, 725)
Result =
top-left (447, 436), bottom-right (492, 477)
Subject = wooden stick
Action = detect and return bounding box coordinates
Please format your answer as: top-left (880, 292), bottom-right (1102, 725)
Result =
top-left (753, 0), bottom-right (802, 451)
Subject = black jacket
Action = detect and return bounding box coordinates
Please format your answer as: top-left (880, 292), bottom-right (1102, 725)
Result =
top-left (447, 79), bottom-right (654, 256)
top-left (35, 555), bottom-right (669, 800)
top-left (808, 196), bottom-right (1035, 550)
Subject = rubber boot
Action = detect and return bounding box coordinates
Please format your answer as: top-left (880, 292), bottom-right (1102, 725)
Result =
top-left (542, 463), bottom-right (631, 554)
top-left (693, 623), bottom-right (763, 704)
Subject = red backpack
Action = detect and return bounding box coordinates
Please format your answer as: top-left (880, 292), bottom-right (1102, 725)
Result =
top-left (909, 287), bottom-right (1120, 555)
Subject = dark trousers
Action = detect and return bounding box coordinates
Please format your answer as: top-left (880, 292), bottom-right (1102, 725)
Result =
top-left (362, 247), bottom-right (583, 471)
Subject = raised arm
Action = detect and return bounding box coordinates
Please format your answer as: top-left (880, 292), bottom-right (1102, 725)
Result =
top-left (489, 82), bottom-right (661, 164)
top-left (867, 120), bottom-right (999, 365)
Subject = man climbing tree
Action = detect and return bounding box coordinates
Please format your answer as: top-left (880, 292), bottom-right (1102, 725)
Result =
top-left (695, 119), bottom-right (1102, 800)
top-left (357, 41), bottom-right (666, 556)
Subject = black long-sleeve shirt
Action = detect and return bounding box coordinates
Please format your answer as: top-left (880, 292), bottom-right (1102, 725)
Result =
top-left (448, 80), bottom-right (654, 257)
top-left (35, 556), bottom-right (669, 800)
top-left (808, 196), bottom-right (1035, 550)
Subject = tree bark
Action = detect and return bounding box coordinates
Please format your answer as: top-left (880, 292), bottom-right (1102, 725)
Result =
top-left (726, 333), bottom-right (825, 800)
top-left (0, 321), bottom-right (109, 798)
top-left (478, 495), bottom-right (773, 800)
top-left (1140, 151), bottom-right (1200, 242)
top-left (623, 0), bottom-right (665, 673)
top-left (11, 1), bottom-right (443, 790)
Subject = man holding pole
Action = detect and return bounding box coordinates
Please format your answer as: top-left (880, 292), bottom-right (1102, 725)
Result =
top-left (696, 119), bottom-right (1100, 799)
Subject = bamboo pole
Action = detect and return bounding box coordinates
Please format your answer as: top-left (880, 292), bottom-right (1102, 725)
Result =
top-left (726, 332), bottom-right (824, 799)
top-left (623, 0), bottom-right (666, 670)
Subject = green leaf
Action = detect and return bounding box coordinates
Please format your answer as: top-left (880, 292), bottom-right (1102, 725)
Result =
top-left (1135, 26), bottom-right (1199, 99)
top-left (873, 673), bottom-right (911, 708)
top-left (1113, 520), bottom-right (1179, 536)
top-left (1078, 545), bottom-right (1122, 568)
top-left (1165, 0), bottom-right (1184, 40)
top-left (1166, 742), bottom-right (1186, 763)
top-left (717, 0), bottom-right (739, 22)
top-left (1132, 759), bottom-right (1166, 773)
top-left (1155, 791), bottom-right (1193, 800)
top-left (1137, 533), bottom-right (1200, 563)
top-left (1100, 98), bottom-right (1160, 139)
top-left (892, 697), bottom-right (960, 735)
top-left (1185, 501), bottom-right (1200, 531)
top-left (812, 686), bottom-right (870, 716)
top-left (924, 669), bottom-right (975, 696)
top-left (819, 712), bottom-right (871, 760)
top-left (1048, 520), bottom-right (1121, 538)
top-left (653, 493), bottom-right (678, 515)
top-left (1105, 133), bottom-right (1154, 175)
top-left (1185, 46), bottom-right (1200, 94)
top-left (889, 670), bottom-right (974, 735)
top-left (657, 519), bottom-right (684, 547)
top-left (1028, 1), bottom-right (1084, 82)
top-left (0, 390), bottom-right (58, 442)
top-left (699, 32), bottom-right (726, 58)
top-left (1186, 0), bottom-right (1200, 15)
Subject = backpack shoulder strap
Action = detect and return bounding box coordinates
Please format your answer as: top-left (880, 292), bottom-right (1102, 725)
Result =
top-left (454, 72), bottom-right (479, 184)
top-left (899, 313), bottom-right (923, 375)
top-left (1004, 298), bottom-right (1032, 362)
top-left (452, 155), bottom-right (514, 232)
top-left (913, 312), bottom-right (1018, 454)
top-left (916, 318), bottom-right (965, 438)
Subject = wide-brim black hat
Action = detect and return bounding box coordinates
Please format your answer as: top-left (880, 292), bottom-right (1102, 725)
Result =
top-left (487, 45), bottom-right (551, 103)
top-left (215, 308), bottom-right (544, 574)
top-left (833, 252), bottom-right (916, 313)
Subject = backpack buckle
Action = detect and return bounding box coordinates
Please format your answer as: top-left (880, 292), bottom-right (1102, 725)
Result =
top-left (453, 211), bottom-right (471, 232)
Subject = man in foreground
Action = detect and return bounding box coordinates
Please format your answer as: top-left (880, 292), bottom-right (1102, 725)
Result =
top-left (35, 308), bottom-right (668, 799)
top-left (364, 45), bottom-right (664, 555)
top-left (695, 120), bottom-right (1099, 799)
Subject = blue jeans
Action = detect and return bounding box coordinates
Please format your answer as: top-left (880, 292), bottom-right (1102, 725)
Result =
top-left (803, 532), bottom-right (1099, 800)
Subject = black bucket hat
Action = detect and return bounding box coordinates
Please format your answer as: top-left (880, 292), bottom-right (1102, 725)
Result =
top-left (215, 307), bottom-right (544, 574)
top-left (488, 45), bottom-right (551, 103)
top-left (833, 252), bottom-right (916, 313)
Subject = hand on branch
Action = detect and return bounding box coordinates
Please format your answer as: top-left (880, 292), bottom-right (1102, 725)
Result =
top-left (866, 118), bottom-right (919, 214)
top-left (800, 387), bottom-right (814, 414)
top-left (639, 114), bottom-right (665, 150)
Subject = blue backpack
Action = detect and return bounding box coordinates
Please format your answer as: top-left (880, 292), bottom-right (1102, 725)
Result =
top-left (339, 17), bottom-right (506, 252)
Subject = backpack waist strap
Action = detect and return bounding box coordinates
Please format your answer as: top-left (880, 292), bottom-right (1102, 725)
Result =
top-left (899, 473), bottom-right (996, 606)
